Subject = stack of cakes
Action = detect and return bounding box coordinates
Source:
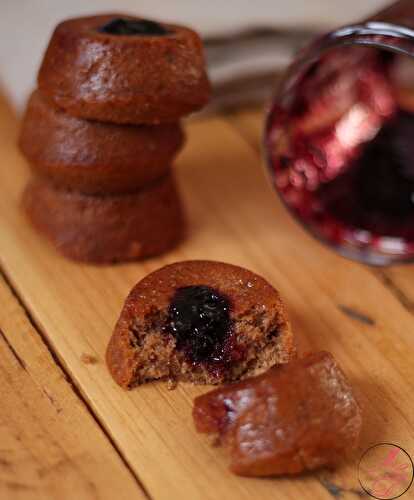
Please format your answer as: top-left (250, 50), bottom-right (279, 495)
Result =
top-left (19, 14), bottom-right (210, 263)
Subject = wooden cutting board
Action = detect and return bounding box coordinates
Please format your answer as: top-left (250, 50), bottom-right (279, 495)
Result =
top-left (1, 92), bottom-right (414, 500)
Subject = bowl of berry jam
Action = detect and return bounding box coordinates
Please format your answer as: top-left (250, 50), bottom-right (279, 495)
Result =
top-left (265, 0), bottom-right (414, 265)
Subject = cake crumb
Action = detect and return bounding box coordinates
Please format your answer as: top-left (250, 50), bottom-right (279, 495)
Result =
top-left (81, 353), bottom-right (98, 365)
top-left (167, 378), bottom-right (178, 390)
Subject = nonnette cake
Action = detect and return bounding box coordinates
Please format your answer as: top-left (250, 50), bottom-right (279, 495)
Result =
top-left (106, 261), bottom-right (296, 387)
top-left (107, 261), bottom-right (362, 477)
top-left (193, 351), bottom-right (362, 476)
top-left (23, 175), bottom-right (184, 263)
top-left (19, 90), bottom-right (185, 194)
top-left (19, 14), bottom-right (211, 263)
top-left (37, 14), bottom-right (211, 124)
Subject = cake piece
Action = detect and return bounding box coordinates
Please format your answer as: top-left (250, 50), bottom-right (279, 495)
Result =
top-left (193, 351), bottom-right (362, 476)
top-left (37, 14), bottom-right (211, 124)
top-left (22, 174), bottom-right (184, 263)
top-left (106, 261), bottom-right (296, 387)
top-left (19, 91), bottom-right (184, 194)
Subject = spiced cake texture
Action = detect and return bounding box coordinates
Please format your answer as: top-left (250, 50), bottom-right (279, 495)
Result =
top-left (193, 351), bottom-right (362, 476)
top-left (22, 174), bottom-right (184, 263)
top-left (106, 261), bottom-right (296, 388)
top-left (19, 91), bottom-right (185, 194)
top-left (20, 14), bottom-right (210, 263)
top-left (37, 14), bottom-right (211, 124)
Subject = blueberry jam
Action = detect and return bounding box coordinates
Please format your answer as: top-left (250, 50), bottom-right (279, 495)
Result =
top-left (165, 286), bottom-right (233, 366)
top-left (98, 18), bottom-right (169, 36)
top-left (318, 110), bottom-right (414, 239)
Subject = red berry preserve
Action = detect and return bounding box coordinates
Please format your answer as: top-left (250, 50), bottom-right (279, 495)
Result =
top-left (265, 0), bottom-right (414, 265)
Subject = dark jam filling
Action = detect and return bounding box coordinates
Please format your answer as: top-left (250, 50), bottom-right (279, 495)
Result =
top-left (318, 110), bottom-right (414, 239)
top-left (165, 286), bottom-right (234, 369)
top-left (98, 18), bottom-right (169, 36)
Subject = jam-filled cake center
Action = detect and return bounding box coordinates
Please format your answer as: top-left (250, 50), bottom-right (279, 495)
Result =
top-left (98, 18), bottom-right (169, 36)
top-left (165, 285), bottom-right (232, 363)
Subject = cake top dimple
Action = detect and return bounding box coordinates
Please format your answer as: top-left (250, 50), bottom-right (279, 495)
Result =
top-left (98, 18), bottom-right (169, 36)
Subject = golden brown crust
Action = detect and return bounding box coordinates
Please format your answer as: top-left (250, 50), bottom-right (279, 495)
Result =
top-left (193, 351), bottom-right (362, 476)
top-left (106, 261), bottom-right (296, 388)
top-left (37, 14), bottom-right (211, 124)
top-left (19, 91), bottom-right (185, 194)
top-left (22, 174), bottom-right (185, 263)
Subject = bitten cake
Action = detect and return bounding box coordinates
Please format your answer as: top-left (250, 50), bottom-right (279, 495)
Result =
top-left (193, 351), bottom-right (362, 476)
top-left (106, 261), bottom-right (296, 387)
top-left (37, 14), bottom-right (211, 124)
top-left (23, 175), bottom-right (184, 263)
top-left (19, 91), bottom-right (185, 194)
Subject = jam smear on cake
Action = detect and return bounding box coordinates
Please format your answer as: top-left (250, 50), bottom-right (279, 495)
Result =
top-left (193, 351), bottom-right (362, 476)
top-left (98, 18), bottom-right (169, 36)
top-left (165, 286), bottom-right (234, 367)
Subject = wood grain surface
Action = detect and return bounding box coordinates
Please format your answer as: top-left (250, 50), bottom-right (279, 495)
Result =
top-left (1, 94), bottom-right (414, 500)
top-left (0, 273), bottom-right (146, 500)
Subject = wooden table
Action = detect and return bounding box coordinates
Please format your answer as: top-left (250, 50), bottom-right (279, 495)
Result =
top-left (1, 93), bottom-right (414, 500)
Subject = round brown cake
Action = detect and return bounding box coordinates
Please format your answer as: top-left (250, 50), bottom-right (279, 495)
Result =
top-left (19, 91), bottom-right (185, 194)
top-left (106, 260), bottom-right (296, 387)
top-left (22, 174), bottom-right (185, 263)
top-left (37, 14), bottom-right (211, 124)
